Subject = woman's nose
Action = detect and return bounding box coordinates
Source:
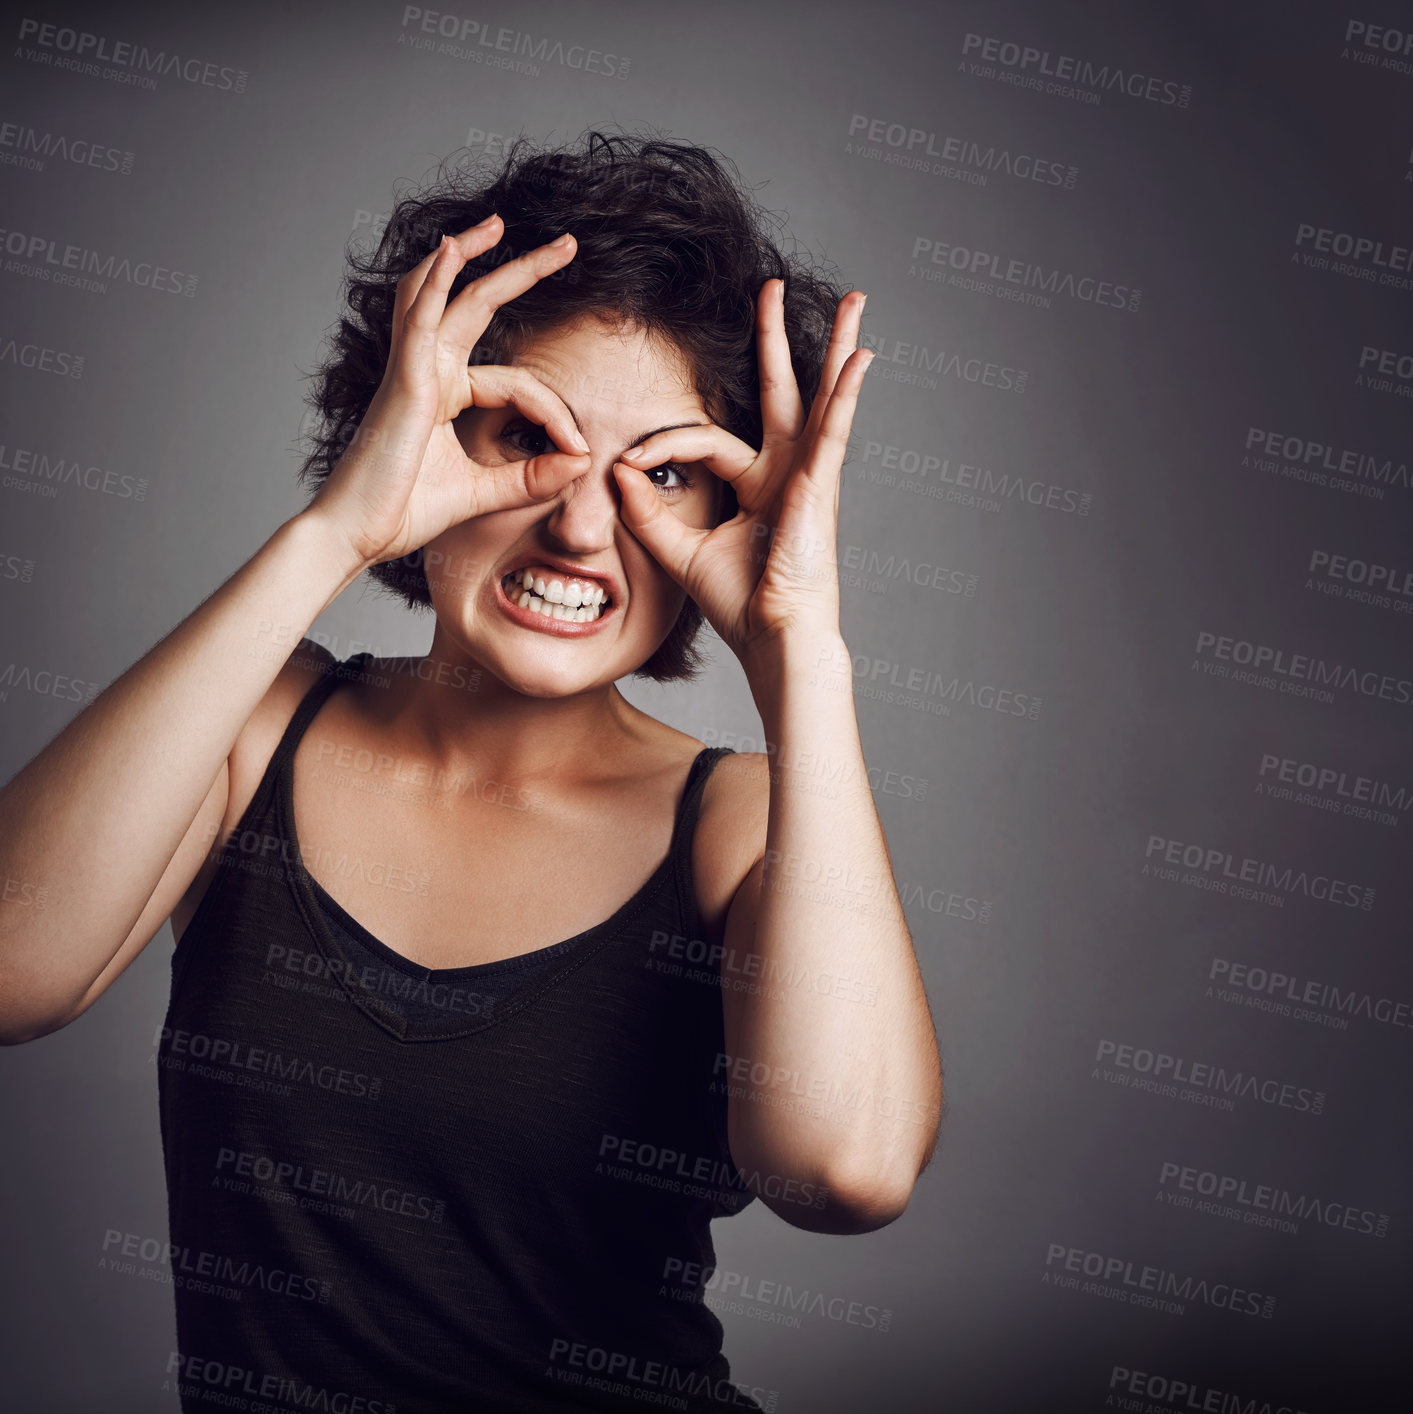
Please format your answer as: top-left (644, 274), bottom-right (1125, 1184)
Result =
top-left (543, 459), bottom-right (621, 548)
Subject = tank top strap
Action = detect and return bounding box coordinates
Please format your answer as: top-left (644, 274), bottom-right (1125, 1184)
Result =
top-left (667, 745), bottom-right (735, 936)
top-left (266, 650), bottom-right (373, 775)
top-left (172, 652), bottom-right (375, 972)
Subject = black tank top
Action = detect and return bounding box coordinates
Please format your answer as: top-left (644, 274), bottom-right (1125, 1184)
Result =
top-left (156, 653), bottom-right (770, 1414)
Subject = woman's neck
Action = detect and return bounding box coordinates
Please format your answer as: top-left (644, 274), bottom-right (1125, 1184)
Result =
top-left (361, 636), bottom-right (652, 788)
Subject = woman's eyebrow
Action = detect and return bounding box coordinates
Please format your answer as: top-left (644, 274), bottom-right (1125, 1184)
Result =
top-left (625, 421), bottom-right (711, 447)
top-left (558, 406), bottom-right (711, 451)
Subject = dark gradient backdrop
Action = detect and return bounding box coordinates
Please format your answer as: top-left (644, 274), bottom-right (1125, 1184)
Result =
top-left (2, 1), bottom-right (1410, 1410)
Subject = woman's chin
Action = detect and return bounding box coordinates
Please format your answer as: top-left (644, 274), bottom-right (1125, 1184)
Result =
top-left (475, 644), bottom-right (625, 701)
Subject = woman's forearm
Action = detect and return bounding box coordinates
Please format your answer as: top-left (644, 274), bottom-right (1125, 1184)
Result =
top-left (724, 629), bottom-right (944, 1222)
top-left (0, 509), bottom-right (365, 1039)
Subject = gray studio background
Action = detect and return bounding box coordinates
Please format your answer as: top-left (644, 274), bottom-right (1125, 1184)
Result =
top-left (2, 0), bottom-right (1410, 1408)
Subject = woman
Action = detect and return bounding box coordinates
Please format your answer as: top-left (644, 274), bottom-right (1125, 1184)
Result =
top-left (0, 132), bottom-right (942, 1412)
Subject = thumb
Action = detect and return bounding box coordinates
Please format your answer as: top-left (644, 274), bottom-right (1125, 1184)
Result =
top-left (612, 461), bottom-right (700, 586)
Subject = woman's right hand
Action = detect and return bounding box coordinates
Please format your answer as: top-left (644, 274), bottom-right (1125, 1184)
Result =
top-left (305, 215), bottom-right (592, 570)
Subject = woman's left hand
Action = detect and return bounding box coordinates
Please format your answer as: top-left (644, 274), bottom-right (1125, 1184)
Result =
top-left (611, 281), bottom-right (872, 665)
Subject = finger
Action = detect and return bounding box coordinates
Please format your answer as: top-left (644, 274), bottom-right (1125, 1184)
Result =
top-left (458, 365), bottom-right (591, 458)
top-left (438, 232), bottom-right (579, 360)
top-left (617, 423), bottom-right (757, 493)
top-left (799, 347), bottom-right (874, 491)
top-left (423, 435), bottom-right (592, 521)
top-left (388, 215), bottom-right (503, 369)
top-left (471, 449), bottom-right (596, 518)
top-left (610, 461), bottom-right (709, 588)
top-left (757, 278), bottom-right (805, 442)
top-left (802, 290), bottom-right (866, 445)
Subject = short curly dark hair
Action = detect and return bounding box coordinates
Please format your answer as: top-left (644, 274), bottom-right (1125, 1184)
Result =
top-left (297, 128), bottom-right (848, 681)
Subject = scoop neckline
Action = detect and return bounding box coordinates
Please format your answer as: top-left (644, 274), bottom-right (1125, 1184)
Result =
top-left (306, 869), bottom-right (608, 983)
top-left (276, 660), bottom-right (712, 1043)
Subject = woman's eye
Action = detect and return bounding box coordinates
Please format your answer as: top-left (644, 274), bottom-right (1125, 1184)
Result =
top-left (498, 422), bottom-right (552, 458)
top-left (646, 462), bottom-right (693, 493)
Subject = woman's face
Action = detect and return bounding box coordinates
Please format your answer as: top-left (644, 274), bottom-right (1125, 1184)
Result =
top-left (425, 315), bottom-right (723, 698)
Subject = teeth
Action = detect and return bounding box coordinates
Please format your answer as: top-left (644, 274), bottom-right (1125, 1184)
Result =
top-left (504, 570), bottom-right (610, 624)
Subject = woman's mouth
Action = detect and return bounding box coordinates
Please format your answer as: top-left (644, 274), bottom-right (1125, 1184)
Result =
top-left (498, 566), bottom-right (615, 628)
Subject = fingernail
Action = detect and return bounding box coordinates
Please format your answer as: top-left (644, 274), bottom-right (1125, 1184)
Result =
top-left (623, 444), bottom-right (644, 459)
top-left (475, 212), bottom-right (499, 227)
top-left (572, 430), bottom-right (590, 453)
top-left (551, 233), bottom-right (573, 248)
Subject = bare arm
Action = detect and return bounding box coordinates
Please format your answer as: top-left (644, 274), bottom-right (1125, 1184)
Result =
top-left (0, 514), bottom-right (364, 1042)
top-left (0, 215), bottom-right (593, 1044)
top-left (608, 277), bottom-right (943, 1234)
top-left (719, 640), bottom-right (942, 1236)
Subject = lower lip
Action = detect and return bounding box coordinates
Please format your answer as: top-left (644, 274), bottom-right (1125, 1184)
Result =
top-left (493, 575), bottom-right (618, 636)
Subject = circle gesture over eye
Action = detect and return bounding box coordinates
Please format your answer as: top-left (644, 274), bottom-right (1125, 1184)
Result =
top-left (309, 221), bottom-right (595, 572)
top-left (611, 280), bottom-right (872, 662)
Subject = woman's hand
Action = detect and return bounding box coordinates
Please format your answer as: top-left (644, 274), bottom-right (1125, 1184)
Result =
top-left (610, 280), bottom-right (872, 664)
top-left (306, 216), bottom-right (594, 570)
